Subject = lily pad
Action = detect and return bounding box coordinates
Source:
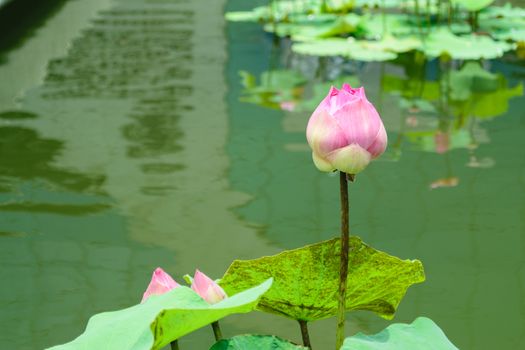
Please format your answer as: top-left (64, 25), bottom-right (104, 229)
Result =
top-left (292, 38), bottom-right (397, 61)
top-left (264, 14), bottom-right (361, 40)
top-left (423, 29), bottom-right (515, 60)
top-left (360, 14), bottom-right (416, 38)
top-left (360, 34), bottom-right (422, 53)
top-left (341, 317), bottom-right (458, 350)
top-left (451, 0), bottom-right (494, 12)
top-left (220, 237), bottom-right (425, 322)
top-left (481, 3), bottom-right (525, 20)
top-left (493, 29), bottom-right (525, 43)
top-left (225, 6), bottom-right (271, 23)
top-left (209, 335), bottom-right (307, 350)
top-left (48, 279), bottom-right (273, 350)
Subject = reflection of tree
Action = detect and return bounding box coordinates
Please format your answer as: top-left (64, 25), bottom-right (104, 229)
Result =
top-left (0, 125), bottom-right (104, 193)
top-left (41, 6), bottom-right (193, 164)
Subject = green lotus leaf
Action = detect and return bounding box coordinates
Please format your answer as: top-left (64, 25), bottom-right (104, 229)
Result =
top-left (355, 0), bottom-right (439, 12)
top-left (481, 3), bottom-right (525, 20)
top-left (48, 279), bottom-right (273, 350)
top-left (451, 0), bottom-right (494, 12)
top-left (220, 237), bottom-right (425, 322)
top-left (264, 14), bottom-right (361, 40)
top-left (360, 14), bottom-right (416, 38)
top-left (292, 39), bottom-right (397, 61)
top-left (225, 6), bottom-right (271, 23)
top-left (340, 317), bottom-right (458, 350)
top-left (288, 13), bottom-right (338, 25)
top-left (291, 14), bottom-right (362, 41)
top-left (209, 335), bottom-right (307, 350)
top-left (423, 29), bottom-right (515, 60)
top-left (493, 29), bottom-right (525, 43)
top-left (361, 34), bottom-right (422, 53)
top-left (225, 11), bottom-right (262, 22)
top-left (292, 38), bottom-right (351, 56)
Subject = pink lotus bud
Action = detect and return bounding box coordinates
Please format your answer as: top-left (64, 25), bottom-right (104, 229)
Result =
top-left (191, 270), bottom-right (227, 304)
top-left (141, 267), bottom-right (180, 303)
top-left (306, 84), bottom-right (387, 174)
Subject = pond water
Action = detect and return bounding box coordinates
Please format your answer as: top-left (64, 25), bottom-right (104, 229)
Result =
top-left (0, 0), bottom-right (524, 349)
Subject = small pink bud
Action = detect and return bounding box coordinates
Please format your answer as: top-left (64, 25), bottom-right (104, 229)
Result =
top-left (191, 270), bottom-right (227, 304)
top-left (306, 84), bottom-right (387, 174)
top-left (141, 267), bottom-right (180, 303)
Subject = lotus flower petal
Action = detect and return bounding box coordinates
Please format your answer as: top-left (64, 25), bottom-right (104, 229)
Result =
top-left (191, 270), bottom-right (228, 304)
top-left (306, 84), bottom-right (387, 174)
top-left (142, 267), bottom-right (180, 303)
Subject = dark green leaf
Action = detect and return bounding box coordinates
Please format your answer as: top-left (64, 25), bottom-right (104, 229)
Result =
top-left (209, 335), bottom-right (307, 350)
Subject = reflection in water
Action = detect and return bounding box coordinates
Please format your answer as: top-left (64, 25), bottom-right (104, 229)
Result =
top-left (0, 0), bottom-right (273, 349)
top-left (0, 125), bottom-right (105, 193)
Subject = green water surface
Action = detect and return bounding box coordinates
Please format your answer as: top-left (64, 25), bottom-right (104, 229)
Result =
top-left (0, 0), bottom-right (524, 349)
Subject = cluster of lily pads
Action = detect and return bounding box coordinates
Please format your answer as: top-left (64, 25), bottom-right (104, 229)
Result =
top-left (226, 0), bottom-right (524, 61)
top-left (48, 236), bottom-right (460, 349)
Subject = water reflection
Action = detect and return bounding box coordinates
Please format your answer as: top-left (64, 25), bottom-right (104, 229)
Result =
top-left (234, 47), bottom-right (523, 194)
top-left (0, 124), bottom-right (105, 194)
top-left (0, 0), bottom-right (272, 349)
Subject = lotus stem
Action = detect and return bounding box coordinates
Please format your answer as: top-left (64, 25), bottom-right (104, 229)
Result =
top-left (170, 340), bottom-right (179, 350)
top-left (335, 171), bottom-right (350, 349)
top-left (299, 320), bottom-right (312, 348)
top-left (211, 321), bottom-right (223, 341)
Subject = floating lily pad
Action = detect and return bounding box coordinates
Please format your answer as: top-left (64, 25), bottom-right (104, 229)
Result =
top-left (493, 29), bottom-right (525, 43)
top-left (361, 34), bottom-right (422, 53)
top-left (341, 317), bottom-right (458, 350)
top-left (220, 237), bottom-right (425, 322)
top-left (264, 14), bottom-right (361, 40)
top-left (292, 38), bottom-right (397, 61)
top-left (360, 14), bottom-right (416, 38)
top-left (481, 3), bottom-right (525, 20)
top-left (209, 335), bottom-right (307, 350)
top-left (225, 6), bottom-right (271, 22)
top-left (423, 29), bottom-right (515, 59)
top-left (451, 0), bottom-right (494, 12)
top-left (48, 280), bottom-right (273, 350)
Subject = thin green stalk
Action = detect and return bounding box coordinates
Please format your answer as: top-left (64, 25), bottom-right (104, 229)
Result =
top-left (299, 320), bottom-right (312, 348)
top-left (211, 321), bottom-right (223, 341)
top-left (335, 171), bottom-right (350, 350)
